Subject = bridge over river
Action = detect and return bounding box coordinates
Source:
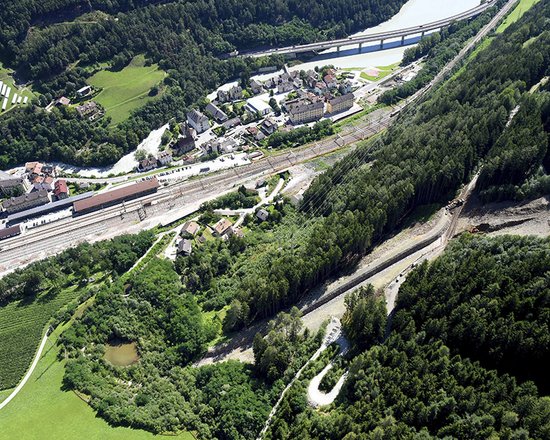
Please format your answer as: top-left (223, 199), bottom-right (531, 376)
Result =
top-left (239, 0), bottom-right (497, 58)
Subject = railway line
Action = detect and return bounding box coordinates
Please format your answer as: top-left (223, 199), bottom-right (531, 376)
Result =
top-left (0, 111), bottom-right (393, 270)
top-left (0, 0), bottom-right (515, 271)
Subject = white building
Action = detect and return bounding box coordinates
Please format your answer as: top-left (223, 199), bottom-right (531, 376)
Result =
top-left (245, 97), bottom-right (272, 117)
top-left (187, 109), bottom-right (210, 133)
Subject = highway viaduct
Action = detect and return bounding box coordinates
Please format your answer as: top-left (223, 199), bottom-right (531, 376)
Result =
top-left (239, 0), bottom-right (497, 58)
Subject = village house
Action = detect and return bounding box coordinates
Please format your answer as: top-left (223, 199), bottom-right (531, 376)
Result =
top-left (55, 96), bottom-right (71, 107)
top-left (205, 102), bottom-right (228, 122)
top-left (187, 109), bottom-right (210, 133)
top-left (213, 218), bottom-right (233, 236)
top-left (32, 175), bottom-right (54, 192)
top-left (306, 70), bottom-right (319, 88)
top-left (0, 171), bottom-right (28, 195)
top-left (228, 85), bottom-right (243, 101)
top-left (289, 101), bottom-right (324, 125)
top-left (25, 161), bottom-right (43, 177)
top-left (217, 89), bottom-right (230, 102)
top-left (260, 118), bottom-right (278, 135)
top-left (2, 190), bottom-right (49, 214)
top-left (53, 179), bottom-right (69, 200)
top-left (256, 208), bottom-right (269, 222)
top-left (177, 238), bottom-right (193, 256)
top-left (277, 80), bottom-right (294, 94)
top-left (157, 150), bottom-right (173, 166)
top-left (174, 123), bottom-right (196, 155)
top-left (323, 74), bottom-right (338, 89)
top-left (264, 77), bottom-right (277, 89)
top-left (222, 117), bottom-right (241, 130)
top-left (313, 82), bottom-right (328, 96)
top-left (76, 101), bottom-right (102, 120)
top-left (227, 226), bottom-right (244, 239)
top-left (217, 85), bottom-right (243, 103)
top-left (339, 80), bottom-right (353, 95)
top-left (137, 157), bottom-right (158, 172)
top-left (250, 79), bottom-right (264, 95)
top-left (246, 126), bottom-right (260, 137)
top-left (326, 93), bottom-right (354, 114)
top-left (181, 221), bottom-right (200, 236)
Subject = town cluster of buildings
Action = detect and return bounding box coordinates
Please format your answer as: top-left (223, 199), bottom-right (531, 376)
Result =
top-left (177, 66), bottom-right (357, 157)
top-left (188, 66), bottom-right (355, 137)
top-left (0, 162), bottom-right (69, 214)
top-left (176, 205), bottom-right (273, 257)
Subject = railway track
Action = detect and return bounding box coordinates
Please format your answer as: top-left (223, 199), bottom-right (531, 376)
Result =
top-left (0, 112), bottom-right (392, 269)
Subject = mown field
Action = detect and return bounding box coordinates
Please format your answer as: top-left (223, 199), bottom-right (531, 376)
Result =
top-left (88, 55), bottom-right (166, 126)
top-left (0, 324), bottom-right (195, 440)
top-left (0, 283), bottom-right (86, 390)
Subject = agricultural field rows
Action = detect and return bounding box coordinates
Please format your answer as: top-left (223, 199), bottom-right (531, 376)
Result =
top-left (0, 283), bottom-right (83, 390)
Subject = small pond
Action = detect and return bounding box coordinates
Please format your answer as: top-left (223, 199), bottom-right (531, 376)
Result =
top-left (104, 340), bottom-right (140, 366)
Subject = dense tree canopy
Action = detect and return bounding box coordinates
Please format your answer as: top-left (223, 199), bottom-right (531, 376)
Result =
top-left (394, 234), bottom-right (550, 393)
top-left (263, 235), bottom-right (550, 440)
top-left (478, 93), bottom-right (550, 202)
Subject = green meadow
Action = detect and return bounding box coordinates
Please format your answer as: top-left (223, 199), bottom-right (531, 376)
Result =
top-left (496, 0), bottom-right (540, 34)
top-left (0, 312), bottom-right (194, 440)
top-left (88, 55), bottom-right (166, 126)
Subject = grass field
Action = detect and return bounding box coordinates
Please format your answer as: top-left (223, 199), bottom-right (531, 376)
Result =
top-left (0, 62), bottom-right (34, 115)
top-left (451, 0), bottom-right (540, 81)
top-left (496, 0), bottom-right (540, 34)
top-left (88, 55), bottom-right (166, 126)
top-left (0, 324), bottom-right (195, 440)
top-left (360, 63), bottom-right (399, 82)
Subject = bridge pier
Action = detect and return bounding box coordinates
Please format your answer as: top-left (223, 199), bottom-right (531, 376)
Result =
top-left (401, 35), bottom-right (405, 45)
top-left (358, 42), bottom-right (363, 53)
top-left (421, 31), bottom-right (426, 37)
top-left (336, 45), bottom-right (341, 54)
top-left (380, 39), bottom-right (384, 49)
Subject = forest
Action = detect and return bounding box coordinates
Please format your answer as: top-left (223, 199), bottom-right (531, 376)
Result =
top-left (0, 230), bottom-right (155, 305)
top-left (477, 92), bottom-right (550, 202)
top-left (262, 235), bottom-right (550, 439)
top-left (60, 258), bottom-right (322, 437)
top-left (395, 234), bottom-right (550, 393)
top-left (220, 0), bottom-right (550, 331)
top-left (0, 0), bottom-right (406, 167)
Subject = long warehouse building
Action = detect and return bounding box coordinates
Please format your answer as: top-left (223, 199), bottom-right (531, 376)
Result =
top-left (73, 178), bottom-right (160, 215)
top-left (6, 192), bottom-right (94, 226)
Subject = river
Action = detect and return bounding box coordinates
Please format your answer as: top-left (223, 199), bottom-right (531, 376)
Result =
top-left (293, 0), bottom-right (482, 70)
